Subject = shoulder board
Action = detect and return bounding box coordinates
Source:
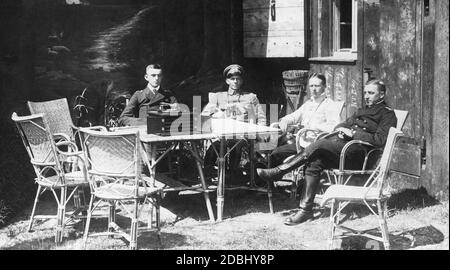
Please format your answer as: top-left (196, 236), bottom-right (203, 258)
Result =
top-left (385, 106), bottom-right (393, 111)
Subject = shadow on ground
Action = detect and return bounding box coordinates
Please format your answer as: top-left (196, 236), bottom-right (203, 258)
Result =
top-left (388, 187), bottom-right (441, 210)
top-left (335, 225), bottom-right (445, 250)
top-left (160, 187), bottom-right (298, 224)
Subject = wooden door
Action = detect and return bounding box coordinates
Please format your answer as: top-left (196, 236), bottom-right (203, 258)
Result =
top-left (243, 0), bottom-right (306, 58)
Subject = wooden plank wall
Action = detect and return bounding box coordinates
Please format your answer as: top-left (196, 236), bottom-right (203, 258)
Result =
top-left (420, 0), bottom-right (449, 199)
top-left (242, 0), bottom-right (305, 58)
top-left (310, 63), bottom-right (361, 120)
top-left (429, 0), bottom-right (449, 199)
top-left (362, 0), bottom-right (381, 78)
top-left (379, 0), bottom-right (422, 139)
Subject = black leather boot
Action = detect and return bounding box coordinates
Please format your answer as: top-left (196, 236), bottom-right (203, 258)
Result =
top-left (284, 175), bottom-right (320, 226)
top-left (284, 209), bottom-right (314, 226)
top-left (256, 152), bottom-right (309, 182)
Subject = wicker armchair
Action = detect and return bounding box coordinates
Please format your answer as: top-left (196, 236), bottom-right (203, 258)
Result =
top-left (319, 109), bottom-right (409, 191)
top-left (28, 98), bottom-right (107, 207)
top-left (27, 98), bottom-right (106, 144)
top-left (79, 128), bottom-right (162, 250)
top-left (320, 127), bottom-right (404, 250)
top-left (11, 112), bottom-right (89, 243)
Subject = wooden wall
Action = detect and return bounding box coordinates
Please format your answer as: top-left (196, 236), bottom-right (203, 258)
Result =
top-left (427, 0), bottom-right (449, 199)
top-left (310, 63), bottom-right (361, 120)
top-left (379, 0), bottom-right (423, 139)
top-left (378, 0), bottom-right (448, 198)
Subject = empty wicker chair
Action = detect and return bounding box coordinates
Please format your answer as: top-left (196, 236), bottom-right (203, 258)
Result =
top-left (27, 98), bottom-right (77, 143)
top-left (11, 112), bottom-right (89, 243)
top-left (28, 98), bottom-right (107, 208)
top-left (27, 98), bottom-right (107, 143)
top-left (79, 128), bottom-right (162, 250)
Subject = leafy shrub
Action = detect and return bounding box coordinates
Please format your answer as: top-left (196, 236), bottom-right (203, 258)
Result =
top-left (0, 99), bottom-right (35, 227)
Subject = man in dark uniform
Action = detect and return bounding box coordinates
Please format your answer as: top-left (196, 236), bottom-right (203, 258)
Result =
top-left (118, 64), bottom-right (178, 126)
top-left (257, 79), bottom-right (397, 225)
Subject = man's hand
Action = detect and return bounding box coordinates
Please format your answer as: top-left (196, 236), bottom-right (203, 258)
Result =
top-left (278, 120), bottom-right (288, 133)
top-left (335, 127), bottom-right (354, 140)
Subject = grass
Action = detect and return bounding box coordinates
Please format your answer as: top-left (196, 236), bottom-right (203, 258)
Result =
top-left (0, 187), bottom-right (448, 250)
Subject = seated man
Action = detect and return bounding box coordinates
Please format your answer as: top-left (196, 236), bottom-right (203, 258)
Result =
top-left (118, 64), bottom-right (178, 126)
top-left (202, 64), bottom-right (267, 181)
top-left (257, 79), bottom-right (397, 225)
top-left (270, 73), bottom-right (341, 168)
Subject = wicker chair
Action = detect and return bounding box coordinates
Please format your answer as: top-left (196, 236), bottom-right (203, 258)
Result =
top-left (28, 98), bottom-right (106, 207)
top-left (319, 109), bottom-right (409, 191)
top-left (27, 98), bottom-right (76, 142)
top-left (11, 112), bottom-right (89, 243)
top-left (27, 98), bottom-right (106, 143)
top-left (320, 127), bottom-right (404, 250)
top-left (79, 128), bottom-right (162, 250)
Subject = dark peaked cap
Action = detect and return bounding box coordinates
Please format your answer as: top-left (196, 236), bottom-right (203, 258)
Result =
top-left (223, 64), bottom-right (245, 78)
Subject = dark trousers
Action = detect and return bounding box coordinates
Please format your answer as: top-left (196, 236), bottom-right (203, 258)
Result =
top-left (301, 136), bottom-right (367, 210)
top-left (270, 135), bottom-right (368, 210)
top-left (269, 143), bottom-right (300, 168)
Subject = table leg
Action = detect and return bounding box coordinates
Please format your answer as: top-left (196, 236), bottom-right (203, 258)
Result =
top-left (147, 143), bottom-right (157, 227)
top-left (249, 139), bottom-right (255, 186)
top-left (190, 141), bottom-right (215, 222)
top-left (216, 137), bottom-right (226, 222)
top-left (150, 144), bottom-right (157, 180)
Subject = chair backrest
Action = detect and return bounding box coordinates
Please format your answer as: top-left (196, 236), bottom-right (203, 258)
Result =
top-left (11, 112), bottom-right (63, 174)
top-left (27, 98), bottom-right (74, 138)
top-left (366, 127), bottom-right (403, 192)
top-left (394, 109), bottom-right (408, 131)
top-left (79, 128), bottom-right (141, 178)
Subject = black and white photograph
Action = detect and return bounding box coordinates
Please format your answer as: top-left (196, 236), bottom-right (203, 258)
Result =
top-left (0, 0), bottom-right (448, 254)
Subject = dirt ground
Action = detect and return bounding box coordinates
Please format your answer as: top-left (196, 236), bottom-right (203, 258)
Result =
top-left (0, 188), bottom-right (448, 250)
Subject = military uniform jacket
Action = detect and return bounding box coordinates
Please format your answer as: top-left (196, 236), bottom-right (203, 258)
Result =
top-left (202, 91), bottom-right (267, 126)
top-left (118, 87), bottom-right (178, 126)
top-left (334, 100), bottom-right (397, 147)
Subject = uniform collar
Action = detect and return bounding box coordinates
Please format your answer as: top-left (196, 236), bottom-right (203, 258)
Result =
top-left (227, 88), bottom-right (241, 96)
top-left (146, 85), bottom-right (161, 95)
top-left (366, 99), bottom-right (386, 109)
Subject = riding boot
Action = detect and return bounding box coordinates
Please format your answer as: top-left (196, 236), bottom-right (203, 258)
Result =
top-left (256, 152), bottom-right (309, 182)
top-left (284, 175), bottom-right (321, 225)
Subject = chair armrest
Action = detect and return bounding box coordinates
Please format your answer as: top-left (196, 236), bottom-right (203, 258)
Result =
top-left (338, 140), bottom-right (374, 172)
top-left (85, 125), bottom-right (107, 131)
top-left (53, 133), bottom-right (71, 142)
top-left (55, 140), bottom-right (79, 153)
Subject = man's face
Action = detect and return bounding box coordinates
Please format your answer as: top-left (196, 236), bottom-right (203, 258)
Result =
top-left (145, 68), bottom-right (163, 88)
top-left (364, 84), bottom-right (384, 107)
top-left (226, 75), bottom-right (243, 91)
top-left (308, 77), bottom-right (326, 99)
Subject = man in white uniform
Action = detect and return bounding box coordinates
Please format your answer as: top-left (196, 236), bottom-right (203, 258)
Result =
top-left (269, 73), bottom-right (341, 167)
